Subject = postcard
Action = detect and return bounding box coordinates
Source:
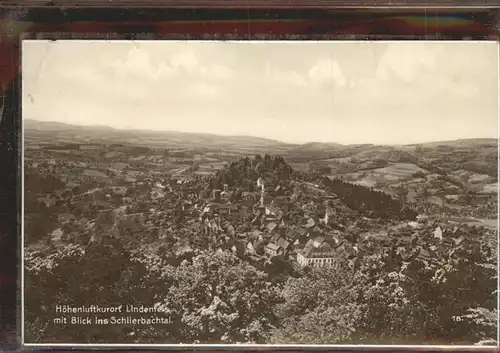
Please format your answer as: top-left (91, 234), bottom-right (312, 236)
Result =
top-left (22, 40), bottom-right (499, 347)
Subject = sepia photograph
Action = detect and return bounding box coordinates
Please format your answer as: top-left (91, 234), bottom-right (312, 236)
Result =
top-left (22, 40), bottom-right (498, 346)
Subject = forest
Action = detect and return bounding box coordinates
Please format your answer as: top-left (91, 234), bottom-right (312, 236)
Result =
top-left (25, 227), bottom-right (498, 344)
top-left (322, 177), bottom-right (417, 220)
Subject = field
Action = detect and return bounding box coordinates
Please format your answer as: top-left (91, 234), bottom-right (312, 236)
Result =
top-left (340, 163), bottom-right (427, 187)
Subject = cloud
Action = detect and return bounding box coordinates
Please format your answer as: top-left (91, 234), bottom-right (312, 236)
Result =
top-left (275, 71), bottom-right (308, 87)
top-left (347, 43), bottom-right (490, 107)
top-left (375, 43), bottom-right (438, 82)
top-left (53, 62), bottom-right (152, 102)
top-left (109, 47), bottom-right (173, 80)
top-left (169, 50), bottom-right (198, 72)
top-left (261, 65), bottom-right (308, 88)
top-left (23, 41), bottom-right (497, 145)
top-left (109, 47), bottom-right (234, 83)
top-left (187, 82), bottom-right (223, 99)
top-left (200, 65), bottom-right (234, 80)
top-left (308, 58), bottom-right (346, 87)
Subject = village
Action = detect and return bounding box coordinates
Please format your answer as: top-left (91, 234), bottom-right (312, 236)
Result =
top-left (23, 144), bottom-right (494, 279)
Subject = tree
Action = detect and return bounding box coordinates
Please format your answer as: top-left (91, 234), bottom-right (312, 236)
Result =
top-left (270, 301), bottom-right (361, 344)
top-left (162, 250), bottom-right (282, 343)
top-left (270, 256), bottom-right (364, 344)
top-left (395, 184), bottom-right (408, 210)
top-left (453, 231), bottom-right (498, 345)
top-left (264, 154), bottom-right (272, 169)
top-left (456, 307), bottom-right (498, 345)
top-left (24, 239), bottom-right (152, 343)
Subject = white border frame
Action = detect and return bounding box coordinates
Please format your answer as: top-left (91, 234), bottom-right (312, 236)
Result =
top-left (20, 39), bottom-right (500, 349)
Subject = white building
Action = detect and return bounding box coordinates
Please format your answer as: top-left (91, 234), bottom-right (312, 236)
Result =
top-left (434, 226), bottom-right (443, 240)
top-left (296, 236), bottom-right (338, 268)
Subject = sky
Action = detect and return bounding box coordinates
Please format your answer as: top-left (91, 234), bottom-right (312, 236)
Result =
top-left (22, 40), bottom-right (499, 145)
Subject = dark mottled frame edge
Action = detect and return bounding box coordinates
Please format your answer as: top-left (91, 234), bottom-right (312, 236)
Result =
top-left (1, 3), bottom-right (499, 351)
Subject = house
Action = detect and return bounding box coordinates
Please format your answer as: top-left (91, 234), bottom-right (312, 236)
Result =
top-left (264, 214), bottom-right (277, 224)
top-left (249, 229), bottom-right (265, 240)
top-left (261, 195), bottom-right (273, 207)
top-left (222, 220), bottom-right (235, 234)
top-left (251, 207), bottom-right (264, 223)
top-left (253, 205), bottom-right (265, 215)
top-left (203, 219), bottom-right (211, 236)
top-left (342, 208), bottom-right (359, 216)
top-left (270, 233), bottom-right (281, 243)
top-left (416, 248), bottom-right (439, 265)
top-left (181, 200), bottom-right (193, 211)
top-left (321, 209), bottom-right (332, 225)
top-left (242, 198), bottom-right (255, 208)
top-left (274, 197), bottom-right (290, 212)
top-left (265, 206), bottom-right (277, 216)
top-left (287, 228), bottom-right (305, 245)
top-left (191, 207), bottom-right (201, 218)
top-left (398, 235), bottom-right (412, 246)
top-left (434, 226), bottom-right (443, 240)
top-left (297, 227), bottom-right (308, 236)
top-left (265, 242), bottom-right (281, 257)
top-left (251, 215), bottom-right (261, 225)
top-left (206, 202), bottom-right (225, 210)
top-left (297, 239), bottom-right (337, 268)
top-left (402, 247), bottom-right (421, 262)
top-left (218, 206), bottom-right (229, 216)
top-left (242, 191), bottom-right (259, 202)
top-left (454, 236), bottom-right (465, 246)
top-left (312, 235), bottom-right (325, 247)
top-left (277, 237), bottom-right (291, 253)
top-left (211, 217), bottom-right (224, 233)
top-left (213, 189), bottom-right (222, 202)
top-left (239, 205), bottom-right (252, 218)
top-left (267, 222), bottom-right (278, 232)
top-left (277, 226), bottom-right (287, 238)
top-left (112, 186), bottom-right (128, 196)
top-left (408, 221), bottom-right (420, 229)
top-left (289, 227), bottom-right (309, 246)
top-left (246, 240), bottom-right (264, 255)
top-left (230, 239), bottom-right (246, 257)
top-left (221, 191), bottom-right (233, 202)
top-left (274, 184), bottom-right (284, 196)
top-left (304, 218), bottom-right (316, 229)
top-left (229, 203), bottom-right (239, 214)
top-left (441, 237), bottom-right (454, 248)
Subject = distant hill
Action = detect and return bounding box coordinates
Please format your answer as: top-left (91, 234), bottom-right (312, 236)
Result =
top-left (291, 142), bottom-right (344, 151)
top-left (411, 138), bottom-right (498, 148)
top-left (24, 119), bottom-right (290, 150)
top-left (24, 119), bottom-right (497, 159)
top-left (24, 119), bottom-right (94, 132)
